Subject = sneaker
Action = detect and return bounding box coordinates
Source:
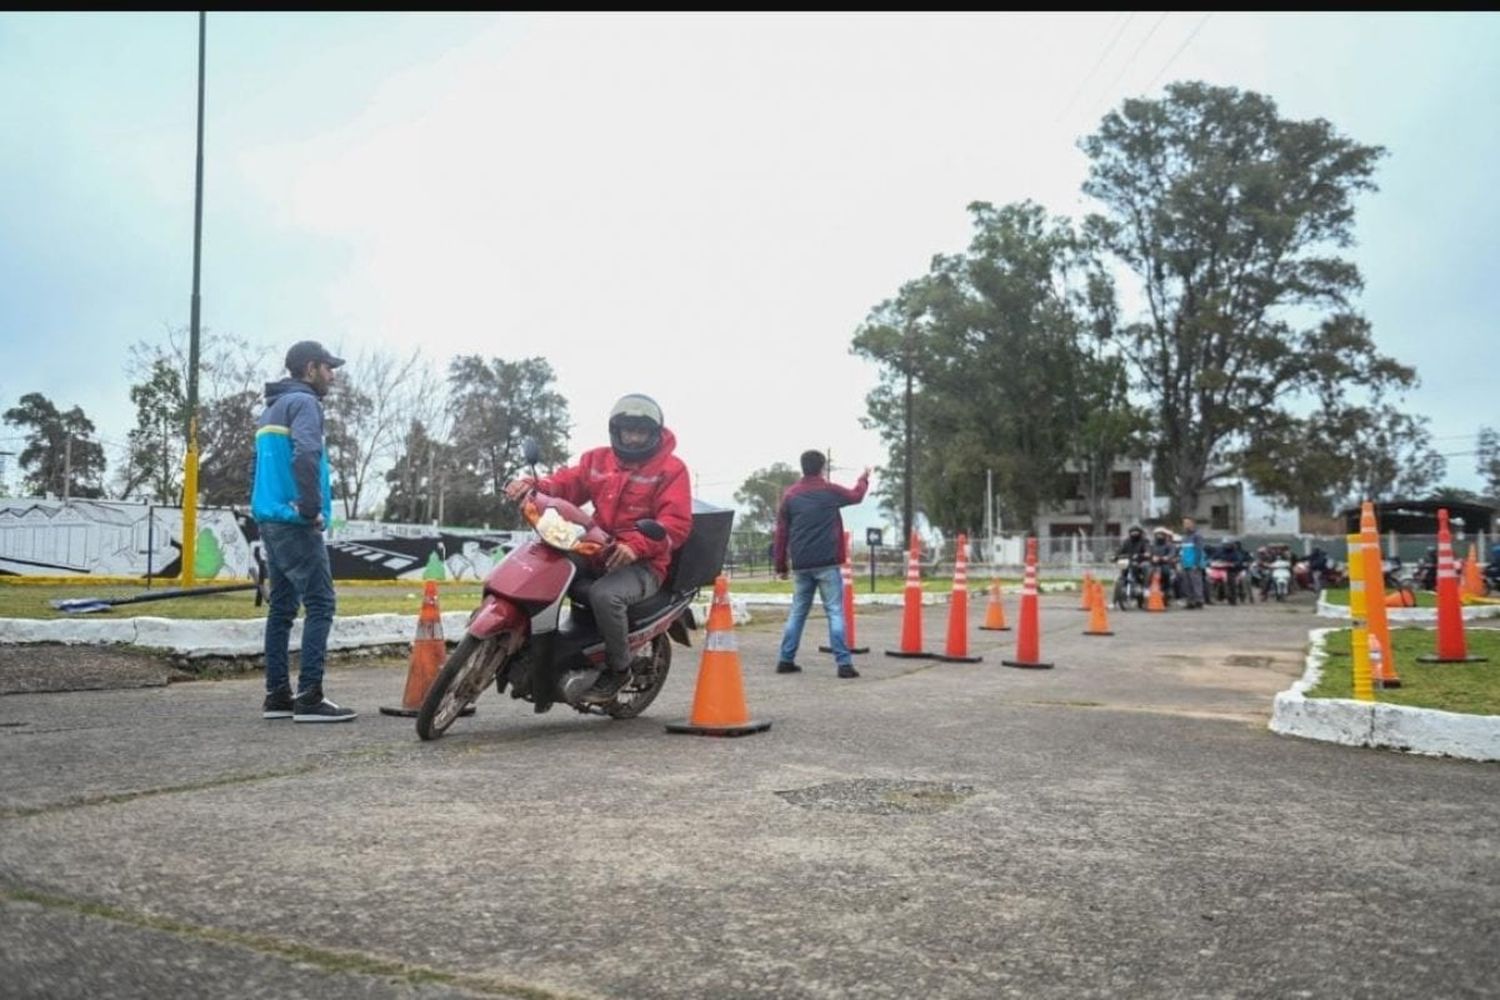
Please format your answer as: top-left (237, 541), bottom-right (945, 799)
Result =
top-left (776, 661), bottom-right (802, 674)
top-left (292, 687), bottom-right (357, 723)
top-left (837, 665), bottom-right (860, 679)
top-left (262, 686), bottom-right (294, 720)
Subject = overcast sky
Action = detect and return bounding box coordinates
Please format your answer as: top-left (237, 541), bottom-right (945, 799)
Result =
top-left (2, 11), bottom-right (1497, 514)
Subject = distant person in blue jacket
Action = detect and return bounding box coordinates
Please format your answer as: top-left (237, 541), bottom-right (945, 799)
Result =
top-left (772, 450), bottom-right (870, 678)
top-left (1178, 516), bottom-right (1206, 609)
top-left (251, 340), bottom-right (356, 723)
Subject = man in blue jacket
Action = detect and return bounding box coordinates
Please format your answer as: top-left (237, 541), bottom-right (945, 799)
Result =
top-left (251, 340), bottom-right (356, 722)
top-left (772, 450), bottom-right (870, 678)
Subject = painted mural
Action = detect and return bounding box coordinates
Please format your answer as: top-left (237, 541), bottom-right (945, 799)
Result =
top-left (0, 499), bottom-right (527, 581)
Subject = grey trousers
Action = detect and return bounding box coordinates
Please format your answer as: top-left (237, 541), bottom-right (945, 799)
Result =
top-left (588, 563), bottom-right (660, 672)
top-left (1182, 566), bottom-right (1205, 605)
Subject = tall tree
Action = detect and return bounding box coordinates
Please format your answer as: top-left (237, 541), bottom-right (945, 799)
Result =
top-left (3, 393), bottom-right (107, 498)
top-left (1477, 426), bottom-right (1500, 501)
top-left (441, 356), bottom-right (570, 528)
top-left (1080, 81), bottom-right (1413, 517)
top-left (324, 347), bottom-right (434, 520)
top-left (117, 329), bottom-right (269, 505)
top-left (853, 201), bottom-right (1132, 536)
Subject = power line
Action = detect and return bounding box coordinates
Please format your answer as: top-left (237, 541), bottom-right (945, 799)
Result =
top-left (1055, 12), bottom-right (1135, 124)
top-left (1143, 12), bottom-right (1213, 92)
top-left (1089, 11), bottom-right (1171, 119)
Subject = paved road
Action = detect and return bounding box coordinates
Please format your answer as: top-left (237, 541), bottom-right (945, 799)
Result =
top-left (2, 594), bottom-right (1497, 999)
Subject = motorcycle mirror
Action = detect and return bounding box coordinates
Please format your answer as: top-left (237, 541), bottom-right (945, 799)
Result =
top-left (635, 519), bottom-right (667, 542)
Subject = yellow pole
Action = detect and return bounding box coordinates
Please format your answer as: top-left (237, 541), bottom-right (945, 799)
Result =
top-left (181, 416), bottom-right (199, 586)
top-left (1346, 532), bottom-right (1374, 702)
top-left (1359, 501), bottom-right (1399, 687)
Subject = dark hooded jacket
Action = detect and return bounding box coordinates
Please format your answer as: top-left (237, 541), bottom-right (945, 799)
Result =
top-left (251, 379), bottom-right (331, 525)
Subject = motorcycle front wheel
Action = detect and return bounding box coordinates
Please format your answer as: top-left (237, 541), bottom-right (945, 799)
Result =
top-left (416, 633), bottom-right (511, 741)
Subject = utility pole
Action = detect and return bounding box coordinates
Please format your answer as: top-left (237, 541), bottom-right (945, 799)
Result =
top-left (181, 11), bottom-right (207, 585)
top-left (986, 468), bottom-right (994, 568)
top-left (902, 337), bottom-right (914, 546)
top-left (63, 435), bottom-right (72, 502)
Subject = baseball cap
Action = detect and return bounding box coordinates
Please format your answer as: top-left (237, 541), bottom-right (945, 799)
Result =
top-left (285, 340), bottom-right (346, 374)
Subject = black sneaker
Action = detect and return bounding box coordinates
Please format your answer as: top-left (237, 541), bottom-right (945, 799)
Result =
top-left (776, 661), bottom-right (802, 674)
top-left (837, 665), bottom-right (860, 679)
top-left (292, 687), bottom-right (357, 723)
top-left (262, 686), bottom-right (294, 720)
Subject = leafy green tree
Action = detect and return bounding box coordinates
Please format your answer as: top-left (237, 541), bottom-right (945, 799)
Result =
top-left (1240, 400), bottom-right (1445, 510)
top-left (196, 388), bottom-right (259, 506)
top-left (1080, 81), bottom-right (1413, 517)
top-left (1477, 427), bottom-right (1500, 501)
top-left (383, 419), bottom-right (442, 524)
top-left (324, 348), bottom-right (433, 520)
top-left (3, 392), bottom-right (107, 498)
top-left (854, 201), bottom-right (1133, 537)
top-left (734, 462), bottom-right (800, 537)
top-left (441, 356), bottom-right (570, 528)
top-left (119, 357), bottom-right (186, 502)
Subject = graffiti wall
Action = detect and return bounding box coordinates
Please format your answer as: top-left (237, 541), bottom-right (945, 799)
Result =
top-left (0, 499), bottom-right (526, 582)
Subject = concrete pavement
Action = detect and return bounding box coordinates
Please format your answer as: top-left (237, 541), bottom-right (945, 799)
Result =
top-left (2, 594), bottom-right (1497, 998)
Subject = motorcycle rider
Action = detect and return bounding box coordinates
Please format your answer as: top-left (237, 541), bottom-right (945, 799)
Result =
top-left (1149, 527), bottom-right (1178, 602)
top-left (503, 394), bottom-right (693, 703)
top-left (1415, 545), bottom-right (1439, 591)
top-left (1115, 525), bottom-right (1151, 592)
top-left (1219, 537), bottom-right (1250, 604)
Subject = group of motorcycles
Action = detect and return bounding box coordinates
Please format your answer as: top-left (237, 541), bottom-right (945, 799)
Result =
top-left (1111, 544), bottom-right (1346, 611)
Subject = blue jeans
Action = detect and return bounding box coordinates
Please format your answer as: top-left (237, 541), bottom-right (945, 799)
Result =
top-left (778, 565), bottom-right (851, 667)
top-left (260, 521), bottom-right (336, 695)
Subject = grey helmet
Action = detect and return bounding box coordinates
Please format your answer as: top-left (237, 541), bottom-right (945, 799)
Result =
top-left (607, 393), bottom-right (664, 463)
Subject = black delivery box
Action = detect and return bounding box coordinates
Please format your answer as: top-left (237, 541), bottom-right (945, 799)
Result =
top-left (667, 500), bottom-right (735, 590)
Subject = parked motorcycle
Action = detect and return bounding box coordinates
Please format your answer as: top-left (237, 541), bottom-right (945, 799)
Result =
top-left (415, 438), bottom-right (731, 741)
top-left (1269, 554), bottom-right (1293, 601)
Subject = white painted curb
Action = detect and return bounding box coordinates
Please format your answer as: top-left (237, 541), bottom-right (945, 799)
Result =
top-left (1269, 627), bottom-right (1500, 762)
top-left (1314, 592), bottom-right (1500, 622)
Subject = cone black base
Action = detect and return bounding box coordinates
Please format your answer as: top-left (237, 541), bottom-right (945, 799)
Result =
top-left (884, 650), bottom-right (939, 659)
top-left (936, 654), bottom-right (983, 662)
top-left (1416, 655), bottom-right (1487, 663)
top-left (978, 626), bottom-right (1011, 632)
top-left (380, 704), bottom-right (475, 718)
top-left (665, 719), bottom-right (772, 737)
top-left (1082, 631), bottom-right (1115, 637)
top-left (1001, 659), bottom-right (1054, 669)
top-left (820, 644), bottom-right (869, 654)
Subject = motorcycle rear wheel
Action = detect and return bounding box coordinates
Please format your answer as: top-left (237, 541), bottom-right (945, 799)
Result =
top-left (416, 634), bottom-right (510, 741)
top-left (601, 634), bottom-right (673, 719)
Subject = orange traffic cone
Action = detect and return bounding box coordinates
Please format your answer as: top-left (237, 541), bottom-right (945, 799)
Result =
top-left (1002, 536), bottom-right (1053, 669)
top-left (380, 582), bottom-right (473, 718)
top-left (938, 533), bottom-right (982, 662)
top-left (979, 579), bottom-right (1010, 631)
top-left (885, 530), bottom-right (938, 659)
top-left (666, 576), bottom-right (772, 737)
top-left (1077, 570), bottom-right (1095, 611)
top-left (1083, 579), bottom-right (1114, 636)
top-left (1462, 543), bottom-right (1485, 599)
top-left (1417, 509), bottom-right (1487, 664)
top-left (820, 531), bottom-right (868, 655)
top-left (1146, 569), bottom-right (1166, 612)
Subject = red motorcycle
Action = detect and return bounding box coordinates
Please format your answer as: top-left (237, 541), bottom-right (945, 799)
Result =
top-left (416, 439), bottom-right (730, 741)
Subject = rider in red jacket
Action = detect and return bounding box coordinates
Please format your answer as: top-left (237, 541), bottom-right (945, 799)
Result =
top-left (505, 394), bottom-right (692, 701)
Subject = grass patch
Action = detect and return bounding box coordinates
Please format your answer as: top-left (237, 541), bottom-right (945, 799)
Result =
top-left (1319, 587), bottom-right (1437, 608)
top-left (1308, 627), bottom-right (1500, 715)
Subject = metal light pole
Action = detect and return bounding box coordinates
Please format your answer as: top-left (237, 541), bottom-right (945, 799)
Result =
top-left (181, 11), bottom-right (206, 585)
top-left (902, 335), bottom-right (914, 547)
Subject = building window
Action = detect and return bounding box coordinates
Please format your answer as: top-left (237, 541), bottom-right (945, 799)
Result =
top-left (1059, 474), bottom-right (1084, 499)
top-left (1211, 504), bottom-right (1231, 531)
top-left (1110, 471), bottom-right (1132, 499)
